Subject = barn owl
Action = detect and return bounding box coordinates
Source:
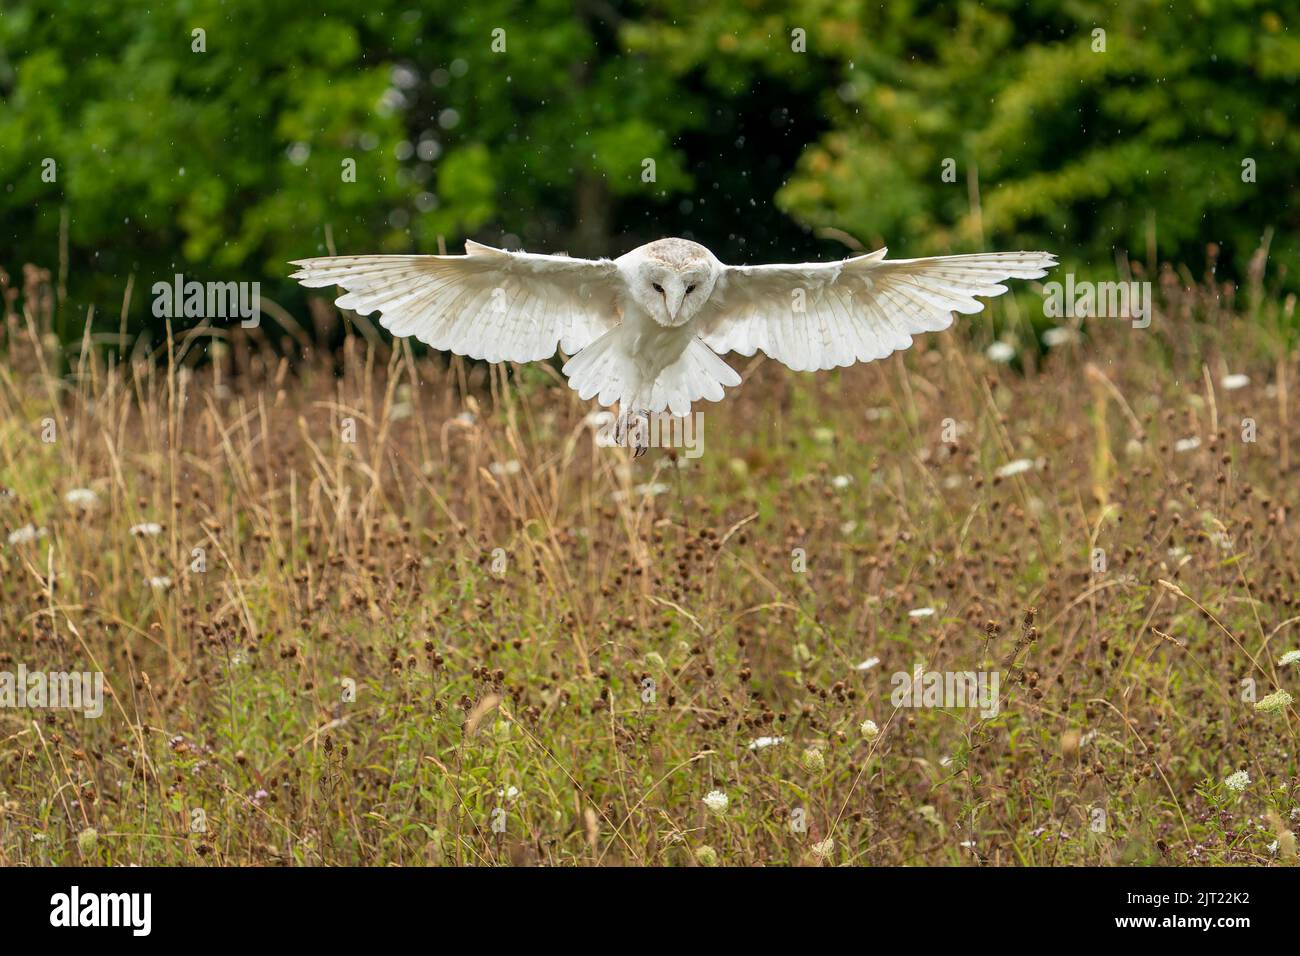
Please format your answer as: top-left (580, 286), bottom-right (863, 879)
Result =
top-left (291, 239), bottom-right (1055, 453)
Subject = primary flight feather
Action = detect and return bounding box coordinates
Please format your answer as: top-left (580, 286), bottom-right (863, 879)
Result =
top-left (291, 237), bottom-right (1055, 424)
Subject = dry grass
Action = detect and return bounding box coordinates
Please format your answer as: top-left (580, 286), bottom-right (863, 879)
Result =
top-left (0, 257), bottom-right (1298, 866)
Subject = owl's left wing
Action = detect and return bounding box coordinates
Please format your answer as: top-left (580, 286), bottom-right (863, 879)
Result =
top-left (698, 249), bottom-right (1056, 372)
top-left (291, 241), bottom-right (623, 363)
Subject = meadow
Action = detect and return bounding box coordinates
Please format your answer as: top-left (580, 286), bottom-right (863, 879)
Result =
top-left (1, 251), bottom-right (1297, 867)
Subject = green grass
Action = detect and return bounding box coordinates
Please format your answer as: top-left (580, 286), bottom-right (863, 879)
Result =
top-left (0, 262), bottom-right (1297, 866)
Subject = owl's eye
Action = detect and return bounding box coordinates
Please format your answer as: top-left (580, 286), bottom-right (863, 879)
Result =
top-left (685, 284), bottom-right (697, 294)
top-left (652, 283), bottom-right (663, 293)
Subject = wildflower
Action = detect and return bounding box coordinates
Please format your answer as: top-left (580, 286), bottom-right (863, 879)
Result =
top-left (860, 719), bottom-right (880, 741)
top-left (65, 488), bottom-right (98, 507)
top-left (1042, 327), bottom-right (1078, 347)
top-left (489, 460), bottom-right (521, 476)
top-left (802, 747), bottom-right (825, 773)
top-left (1255, 690), bottom-right (1293, 715)
top-left (130, 522), bottom-right (162, 537)
top-left (1173, 437), bottom-right (1201, 453)
top-left (1278, 650), bottom-right (1300, 668)
top-left (810, 837), bottom-right (835, 859)
top-left (747, 736), bottom-right (784, 751)
top-left (703, 790), bottom-right (729, 816)
top-left (695, 845), bottom-right (718, 867)
top-left (7, 524), bottom-right (46, 546)
top-left (146, 576), bottom-right (172, 590)
top-left (831, 474), bottom-right (852, 489)
top-left (985, 341), bottom-right (1015, 363)
top-left (995, 459), bottom-right (1034, 478)
top-left (1224, 770), bottom-right (1250, 792)
top-left (76, 827), bottom-right (98, 858)
top-left (1220, 373), bottom-right (1250, 391)
top-left (854, 657), bottom-right (881, 671)
top-left (908, 607), bottom-right (935, 618)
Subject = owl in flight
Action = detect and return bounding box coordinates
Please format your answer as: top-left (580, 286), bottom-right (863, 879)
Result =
top-left (291, 239), bottom-right (1055, 453)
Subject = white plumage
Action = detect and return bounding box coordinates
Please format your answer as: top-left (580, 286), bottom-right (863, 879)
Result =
top-left (291, 237), bottom-right (1055, 422)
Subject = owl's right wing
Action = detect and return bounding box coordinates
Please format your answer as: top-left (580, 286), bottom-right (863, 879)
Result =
top-left (290, 240), bottom-right (623, 363)
top-left (698, 249), bottom-right (1056, 372)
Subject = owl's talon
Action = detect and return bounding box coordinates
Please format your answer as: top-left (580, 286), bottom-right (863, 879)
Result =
top-left (615, 409), bottom-right (651, 457)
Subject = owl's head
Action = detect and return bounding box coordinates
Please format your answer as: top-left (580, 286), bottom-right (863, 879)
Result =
top-left (623, 239), bottom-right (721, 327)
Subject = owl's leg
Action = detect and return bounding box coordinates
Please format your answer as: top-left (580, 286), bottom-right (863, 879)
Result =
top-left (614, 408), bottom-right (651, 458)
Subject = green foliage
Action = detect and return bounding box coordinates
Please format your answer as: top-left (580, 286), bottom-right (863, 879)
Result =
top-left (0, 0), bottom-right (1296, 342)
top-left (636, 0), bottom-right (1299, 282)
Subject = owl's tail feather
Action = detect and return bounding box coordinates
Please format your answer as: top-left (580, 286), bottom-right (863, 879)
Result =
top-left (563, 332), bottom-right (740, 418)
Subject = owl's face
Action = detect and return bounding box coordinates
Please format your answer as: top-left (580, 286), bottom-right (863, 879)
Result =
top-left (624, 241), bottom-right (721, 327)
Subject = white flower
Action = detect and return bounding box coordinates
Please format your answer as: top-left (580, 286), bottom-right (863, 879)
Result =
top-left (7, 524), bottom-right (46, 546)
top-left (1220, 373), bottom-right (1250, 391)
top-left (860, 719), bottom-right (880, 740)
top-left (129, 522), bottom-right (162, 537)
top-left (617, 482), bottom-right (670, 500)
top-left (996, 458), bottom-right (1034, 478)
top-left (985, 341), bottom-right (1015, 363)
top-left (747, 736), bottom-right (785, 750)
top-left (1278, 650), bottom-right (1300, 667)
top-left (703, 790), bottom-right (729, 816)
top-left (854, 657), bottom-right (881, 672)
top-left (65, 488), bottom-right (98, 507)
top-left (1224, 770), bottom-right (1250, 792)
top-left (1173, 437), bottom-right (1201, 453)
top-left (146, 576), bottom-right (172, 590)
top-left (1042, 327), bottom-right (1079, 347)
top-left (908, 607), bottom-right (935, 619)
top-left (831, 474), bottom-right (853, 489)
top-left (1255, 690), bottom-right (1293, 715)
top-left (810, 837), bottom-right (835, 859)
top-left (489, 460), bottom-right (521, 476)
top-left (496, 786), bottom-right (520, 801)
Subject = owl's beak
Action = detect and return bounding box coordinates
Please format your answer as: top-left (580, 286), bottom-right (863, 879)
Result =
top-left (664, 286), bottom-right (685, 323)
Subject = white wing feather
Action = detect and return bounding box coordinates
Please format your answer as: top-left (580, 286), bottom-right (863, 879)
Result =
top-left (700, 249), bottom-right (1057, 372)
top-left (290, 240), bottom-right (623, 363)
